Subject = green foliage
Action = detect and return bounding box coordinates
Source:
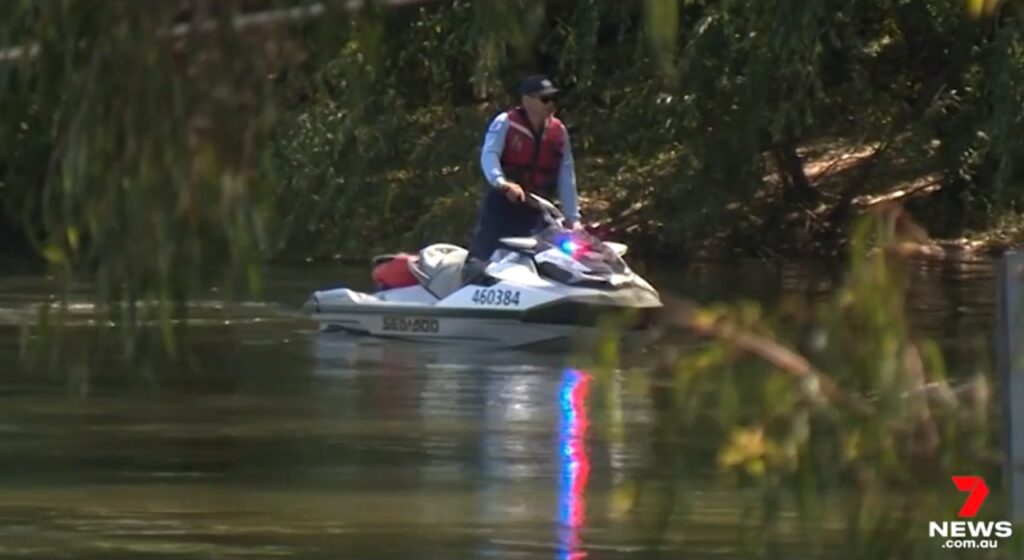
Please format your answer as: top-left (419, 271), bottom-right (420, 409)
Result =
top-left (1, 2), bottom-right (285, 357)
top-left (594, 212), bottom-right (994, 557)
top-left (4, 0), bottom-right (1024, 357)
top-left (264, 0), bottom-right (1024, 257)
top-left (271, 5), bottom-right (491, 257)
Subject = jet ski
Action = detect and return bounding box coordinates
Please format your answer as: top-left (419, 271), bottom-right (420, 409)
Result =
top-left (304, 194), bottom-right (662, 347)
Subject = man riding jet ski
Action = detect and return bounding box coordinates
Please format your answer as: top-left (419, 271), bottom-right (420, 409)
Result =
top-left (306, 74), bottom-right (661, 346)
top-left (305, 194), bottom-right (662, 347)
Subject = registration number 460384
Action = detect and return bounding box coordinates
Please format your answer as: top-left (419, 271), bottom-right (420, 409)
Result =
top-left (470, 288), bottom-right (521, 306)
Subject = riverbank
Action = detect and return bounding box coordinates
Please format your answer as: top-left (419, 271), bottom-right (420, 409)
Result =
top-left (580, 135), bottom-right (1023, 262)
top-left (6, 100), bottom-right (1023, 266)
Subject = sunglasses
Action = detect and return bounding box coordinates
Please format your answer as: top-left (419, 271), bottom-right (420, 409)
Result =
top-left (537, 95), bottom-right (556, 104)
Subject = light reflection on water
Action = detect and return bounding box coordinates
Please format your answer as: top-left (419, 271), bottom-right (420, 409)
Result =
top-left (558, 369), bottom-right (591, 560)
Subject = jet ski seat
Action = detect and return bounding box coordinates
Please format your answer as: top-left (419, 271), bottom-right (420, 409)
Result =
top-left (408, 244), bottom-right (468, 299)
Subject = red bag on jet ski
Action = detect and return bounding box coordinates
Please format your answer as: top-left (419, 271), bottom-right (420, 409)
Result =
top-left (372, 253), bottom-right (419, 289)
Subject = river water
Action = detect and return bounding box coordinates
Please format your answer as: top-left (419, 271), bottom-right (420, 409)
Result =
top-left (0, 258), bottom-right (997, 559)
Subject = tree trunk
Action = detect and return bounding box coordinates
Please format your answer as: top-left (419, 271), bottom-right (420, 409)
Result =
top-left (773, 140), bottom-right (816, 204)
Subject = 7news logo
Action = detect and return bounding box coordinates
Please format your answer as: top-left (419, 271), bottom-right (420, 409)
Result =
top-left (928, 476), bottom-right (1013, 549)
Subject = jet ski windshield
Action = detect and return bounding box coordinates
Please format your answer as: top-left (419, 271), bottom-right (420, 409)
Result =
top-left (535, 225), bottom-right (627, 276)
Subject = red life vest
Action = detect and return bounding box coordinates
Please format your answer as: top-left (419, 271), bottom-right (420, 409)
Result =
top-left (499, 107), bottom-right (566, 197)
top-left (371, 253), bottom-right (418, 289)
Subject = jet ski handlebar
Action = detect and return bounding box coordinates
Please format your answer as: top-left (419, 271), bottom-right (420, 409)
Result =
top-left (527, 194), bottom-right (566, 226)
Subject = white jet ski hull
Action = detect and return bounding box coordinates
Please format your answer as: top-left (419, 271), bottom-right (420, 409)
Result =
top-left (305, 194), bottom-right (662, 348)
top-left (307, 280), bottom-right (661, 348)
top-left (315, 312), bottom-right (589, 346)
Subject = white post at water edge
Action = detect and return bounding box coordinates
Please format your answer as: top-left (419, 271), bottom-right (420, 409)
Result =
top-left (999, 251), bottom-right (1024, 523)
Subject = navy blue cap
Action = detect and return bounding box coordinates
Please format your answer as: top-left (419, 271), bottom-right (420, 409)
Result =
top-left (519, 74), bottom-right (559, 97)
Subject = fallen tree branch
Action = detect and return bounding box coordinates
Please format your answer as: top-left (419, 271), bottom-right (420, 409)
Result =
top-left (660, 297), bottom-right (874, 415)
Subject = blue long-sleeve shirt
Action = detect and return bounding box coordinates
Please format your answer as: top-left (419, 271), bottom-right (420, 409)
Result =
top-left (480, 112), bottom-right (580, 224)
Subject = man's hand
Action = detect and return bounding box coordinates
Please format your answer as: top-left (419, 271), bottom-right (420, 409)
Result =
top-left (498, 179), bottom-right (526, 203)
top-left (570, 221), bottom-right (585, 231)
